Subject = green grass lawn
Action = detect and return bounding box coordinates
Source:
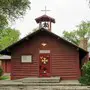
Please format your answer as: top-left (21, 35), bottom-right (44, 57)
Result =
top-left (0, 76), bottom-right (10, 80)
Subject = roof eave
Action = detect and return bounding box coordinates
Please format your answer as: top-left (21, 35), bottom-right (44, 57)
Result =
top-left (0, 28), bottom-right (88, 55)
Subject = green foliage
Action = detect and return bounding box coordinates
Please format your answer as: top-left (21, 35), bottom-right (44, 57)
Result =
top-left (0, 0), bottom-right (30, 20)
top-left (76, 21), bottom-right (90, 39)
top-left (0, 15), bottom-right (8, 29)
top-left (0, 67), bottom-right (3, 77)
top-left (0, 0), bottom-right (30, 27)
top-left (63, 21), bottom-right (90, 46)
top-left (79, 61), bottom-right (90, 85)
top-left (63, 30), bottom-right (80, 45)
top-left (0, 76), bottom-right (10, 80)
top-left (0, 28), bottom-right (20, 50)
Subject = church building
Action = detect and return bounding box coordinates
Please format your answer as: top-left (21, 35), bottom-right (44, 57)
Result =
top-left (0, 14), bottom-right (88, 80)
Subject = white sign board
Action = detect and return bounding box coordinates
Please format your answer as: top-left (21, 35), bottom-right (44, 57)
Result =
top-left (21, 55), bottom-right (32, 63)
top-left (39, 50), bottom-right (50, 53)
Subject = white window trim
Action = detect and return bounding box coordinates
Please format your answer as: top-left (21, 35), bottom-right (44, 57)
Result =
top-left (21, 55), bottom-right (32, 63)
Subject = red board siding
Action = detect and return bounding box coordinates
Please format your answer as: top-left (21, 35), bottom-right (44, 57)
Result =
top-left (51, 52), bottom-right (80, 79)
top-left (11, 53), bottom-right (39, 79)
top-left (11, 32), bottom-right (80, 80)
top-left (1, 60), bottom-right (11, 73)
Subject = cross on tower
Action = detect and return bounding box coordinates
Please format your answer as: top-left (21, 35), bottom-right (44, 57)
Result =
top-left (41, 6), bottom-right (50, 15)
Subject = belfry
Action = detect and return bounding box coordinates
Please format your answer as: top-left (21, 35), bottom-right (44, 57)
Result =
top-left (35, 7), bottom-right (55, 32)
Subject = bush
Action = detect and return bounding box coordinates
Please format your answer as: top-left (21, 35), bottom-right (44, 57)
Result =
top-left (0, 67), bottom-right (3, 77)
top-left (79, 61), bottom-right (90, 85)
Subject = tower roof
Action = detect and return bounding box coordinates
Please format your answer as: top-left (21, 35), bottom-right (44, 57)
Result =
top-left (35, 14), bottom-right (55, 23)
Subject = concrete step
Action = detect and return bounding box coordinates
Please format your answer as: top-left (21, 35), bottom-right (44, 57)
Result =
top-left (0, 79), bottom-right (90, 90)
top-left (14, 77), bottom-right (60, 83)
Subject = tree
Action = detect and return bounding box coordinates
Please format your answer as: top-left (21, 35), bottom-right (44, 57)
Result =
top-left (79, 61), bottom-right (90, 85)
top-left (0, 28), bottom-right (20, 50)
top-left (63, 30), bottom-right (79, 45)
top-left (63, 21), bottom-right (90, 46)
top-left (0, 15), bottom-right (8, 29)
top-left (0, 0), bottom-right (30, 27)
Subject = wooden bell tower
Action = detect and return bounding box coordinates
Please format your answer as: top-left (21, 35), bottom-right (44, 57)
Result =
top-left (35, 7), bottom-right (55, 32)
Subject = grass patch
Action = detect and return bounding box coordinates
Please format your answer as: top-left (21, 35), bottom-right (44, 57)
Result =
top-left (0, 76), bottom-right (10, 80)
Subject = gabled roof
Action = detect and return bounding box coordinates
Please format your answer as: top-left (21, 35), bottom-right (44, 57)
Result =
top-left (0, 28), bottom-right (88, 55)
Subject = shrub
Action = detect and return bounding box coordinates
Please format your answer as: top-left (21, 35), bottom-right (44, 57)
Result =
top-left (79, 61), bottom-right (90, 85)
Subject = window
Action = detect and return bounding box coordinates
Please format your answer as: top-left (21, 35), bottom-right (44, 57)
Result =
top-left (21, 55), bottom-right (32, 63)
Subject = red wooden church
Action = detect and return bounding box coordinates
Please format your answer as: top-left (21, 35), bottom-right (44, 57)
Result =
top-left (0, 14), bottom-right (88, 80)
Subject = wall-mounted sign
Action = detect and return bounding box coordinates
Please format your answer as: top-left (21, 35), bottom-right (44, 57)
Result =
top-left (39, 50), bottom-right (50, 53)
top-left (21, 55), bottom-right (32, 63)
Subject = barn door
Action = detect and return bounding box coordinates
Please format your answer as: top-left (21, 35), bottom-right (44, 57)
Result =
top-left (39, 54), bottom-right (50, 77)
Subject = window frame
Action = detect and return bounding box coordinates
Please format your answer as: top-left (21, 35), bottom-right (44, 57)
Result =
top-left (21, 55), bottom-right (33, 63)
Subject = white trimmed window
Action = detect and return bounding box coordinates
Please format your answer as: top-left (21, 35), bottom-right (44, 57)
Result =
top-left (21, 55), bottom-right (32, 63)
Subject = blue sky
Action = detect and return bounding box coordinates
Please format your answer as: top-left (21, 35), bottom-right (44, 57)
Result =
top-left (12, 0), bottom-right (90, 38)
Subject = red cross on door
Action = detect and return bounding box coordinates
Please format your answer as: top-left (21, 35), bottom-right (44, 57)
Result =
top-left (39, 54), bottom-right (50, 77)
